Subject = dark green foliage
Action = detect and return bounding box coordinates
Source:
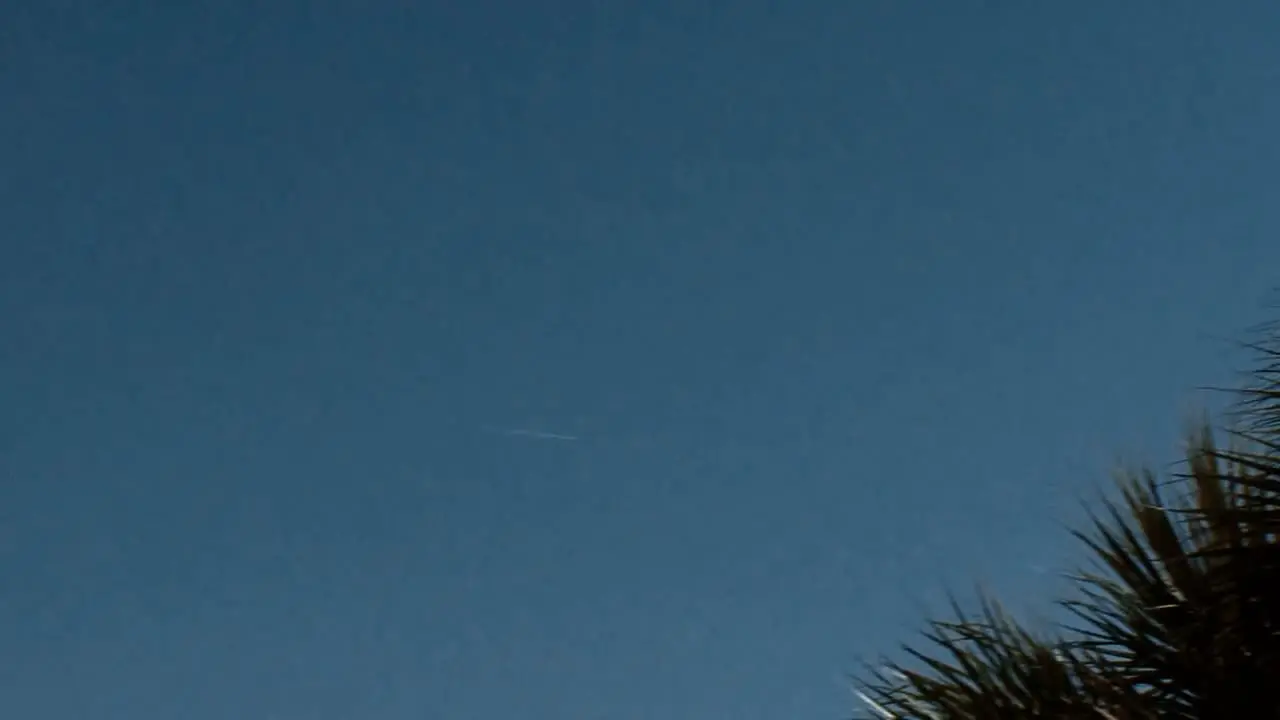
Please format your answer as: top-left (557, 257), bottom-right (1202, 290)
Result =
top-left (854, 328), bottom-right (1280, 719)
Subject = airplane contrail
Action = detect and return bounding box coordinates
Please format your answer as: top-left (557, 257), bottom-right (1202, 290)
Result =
top-left (486, 427), bottom-right (580, 441)
top-left (505, 429), bottom-right (579, 441)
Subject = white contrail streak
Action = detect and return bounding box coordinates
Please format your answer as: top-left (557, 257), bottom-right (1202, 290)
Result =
top-left (491, 428), bottom-right (580, 441)
top-left (505, 429), bottom-right (579, 441)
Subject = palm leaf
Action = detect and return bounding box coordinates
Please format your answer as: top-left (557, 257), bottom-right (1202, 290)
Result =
top-left (853, 320), bottom-right (1280, 719)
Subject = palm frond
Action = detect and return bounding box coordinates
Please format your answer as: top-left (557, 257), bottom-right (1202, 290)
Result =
top-left (853, 319), bottom-right (1280, 719)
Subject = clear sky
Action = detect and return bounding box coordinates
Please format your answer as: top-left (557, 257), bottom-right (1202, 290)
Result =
top-left (4, 2), bottom-right (1280, 719)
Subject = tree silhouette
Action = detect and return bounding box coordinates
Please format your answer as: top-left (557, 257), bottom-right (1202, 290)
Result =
top-left (855, 322), bottom-right (1280, 719)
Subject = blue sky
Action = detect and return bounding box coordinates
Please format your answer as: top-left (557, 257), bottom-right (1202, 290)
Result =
top-left (3, 2), bottom-right (1280, 718)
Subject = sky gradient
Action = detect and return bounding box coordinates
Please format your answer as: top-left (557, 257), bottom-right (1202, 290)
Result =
top-left (4, 2), bottom-right (1280, 718)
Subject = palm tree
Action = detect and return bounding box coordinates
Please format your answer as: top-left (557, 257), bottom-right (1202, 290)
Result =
top-left (854, 323), bottom-right (1280, 719)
